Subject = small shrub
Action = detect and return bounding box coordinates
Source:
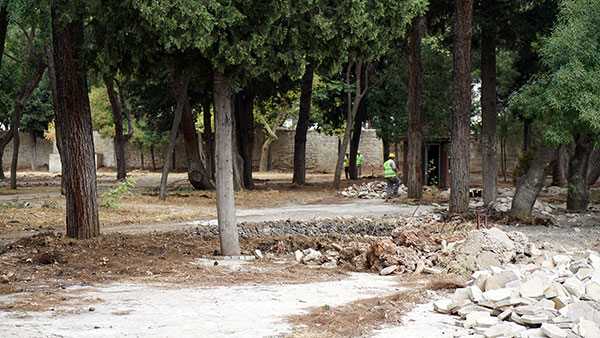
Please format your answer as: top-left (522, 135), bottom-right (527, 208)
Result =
top-left (100, 177), bottom-right (136, 209)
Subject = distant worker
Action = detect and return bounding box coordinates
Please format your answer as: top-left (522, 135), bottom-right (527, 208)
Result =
top-left (344, 153), bottom-right (350, 179)
top-left (356, 150), bottom-right (364, 177)
top-left (384, 153), bottom-right (400, 200)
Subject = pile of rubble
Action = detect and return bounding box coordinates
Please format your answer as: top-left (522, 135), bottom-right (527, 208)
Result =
top-left (486, 197), bottom-right (556, 216)
top-left (433, 250), bottom-right (600, 337)
top-left (339, 181), bottom-right (406, 199)
top-left (291, 227), bottom-right (457, 274)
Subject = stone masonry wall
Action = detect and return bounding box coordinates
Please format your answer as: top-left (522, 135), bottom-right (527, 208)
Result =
top-left (1, 131), bottom-right (54, 170)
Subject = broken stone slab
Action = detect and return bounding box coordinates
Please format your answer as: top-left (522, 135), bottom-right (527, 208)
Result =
top-left (563, 277), bottom-right (586, 298)
top-left (574, 319), bottom-right (600, 338)
top-left (516, 328), bottom-right (546, 338)
top-left (294, 250), bottom-right (304, 263)
top-left (585, 281), bottom-right (600, 301)
top-left (302, 249), bottom-right (324, 265)
top-left (540, 323), bottom-right (568, 338)
top-left (484, 322), bottom-right (526, 338)
top-left (380, 265), bottom-right (398, 276)
top-left (331, 243), bottom-right (343, 252)
top-left (457, 304), bottom-right (493, 319)
top-left (433, 299), bottom-right (455, 314)
top-left (520, 313), bottom-right (549, 326)
top-left (553, 255), bottom-right (572, 267)
top-left (321, 261), bottom-right (337, 269)
top-left (520, 280), bottom-right (548, 299)
top-left (423, 266), bottom-right (442, 274)
top-left (559, 302), bottom-right (600, 326)
top-left (464, 311), bottom-right (496, 329)
top-left (483, 288), bottom-right (514, 303)
top-left (469, 285), bottom-right (484, 303)
top-left (254, 249), bottom-right (264, 259)
top-left (452, 288), bottom-right (472, 304)
top-left (576, 267), bottom-right (594, 281)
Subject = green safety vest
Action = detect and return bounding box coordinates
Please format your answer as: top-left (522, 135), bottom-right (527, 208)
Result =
top-left (384, 159), bottom-right (395, 178)
top-left (344, 156), bottom-right (349, 167)
top-left (357, 154), bottom-right (363, 165)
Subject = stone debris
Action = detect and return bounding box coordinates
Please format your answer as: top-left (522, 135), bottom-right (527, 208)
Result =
top-left (434, 247), bottom-right (600, 338)
top-left (339, 181), bottom-right (406, 199)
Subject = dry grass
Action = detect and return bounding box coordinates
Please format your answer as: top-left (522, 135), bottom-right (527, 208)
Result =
top-left (285, 275), bottom-right (465, 338)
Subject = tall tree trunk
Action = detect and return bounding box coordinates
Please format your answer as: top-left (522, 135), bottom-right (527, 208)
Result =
top-left (501, 136), bottom-right (507, 182)
top-left (30, 131), bottom-right (37, 170)
top-left (258, 109), bottom-right (286, 172)
top-left (0, 4), bottom-right (8, 68)
top-left (450, 0), bottom-right (474, 213)
top-left (523, 118), bottom-right (532, 151)
top-left (333, 61), bottom-right (368, 190)
top-left (201, 99), bottom-right (215, 179)
top-left (481, 16), bottom-right (498, 206)
top-left (383, 139), bottom-right (390, 162)
top-left (52, 5), bottom-right (99, 238)
top-left (158, 77), bottom-right (188, 201)
top-left (234, 90), bottom-right (256, 189)
top-left (213, 71), bottom-right (240, 256)
top-left (150, 145), bottom-right (156, 170)
top-left (45, 41), bottom-right (65, 195)
top-left (0, 130), bottom-right (13, 180)
top-left (567, 134), bottom-right (594, 211)
top-left (552, 145), bottom-right (566, 186)
top-left (587, 147), bottom-right (600, 186)
top-left (173, 79), bottom-right (213, 190)
top-left (140, 151), bottom-right (144, 170)
top-left (292, 62), bottom-right (314, 185)
top-left (104, 76), bottom-right (128, 180)
top-left (10, 60), bottom-right (47, 189)
top-left (407, 17), bottom-right (425, 199)
top-left (349, 65), bottom-right (367, 180)
top-left (510, 146), bottom-right (554, 217)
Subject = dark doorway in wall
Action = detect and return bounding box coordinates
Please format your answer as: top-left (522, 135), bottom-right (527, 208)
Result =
top-left (425, 143), bottom-right (441, 186)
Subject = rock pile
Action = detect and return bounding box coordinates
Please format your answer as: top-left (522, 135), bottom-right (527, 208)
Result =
top-left (339, 181), bottom-right (406, 199)
top-left (433, 250), bottom-right (600, 337)
top-left (486, 197), bottom-right (556, 216)
top-left (292, 227), bottom-right (462, 274)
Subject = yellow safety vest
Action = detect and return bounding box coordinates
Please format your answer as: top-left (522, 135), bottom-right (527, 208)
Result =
top-left (357, 154), bottom-right (363, 165)
top-left (344, 156), bottom-right (349, 167)
top-left (384, 159), bottom-right (395, 178)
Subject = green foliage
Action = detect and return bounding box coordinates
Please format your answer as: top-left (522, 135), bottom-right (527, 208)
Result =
top-left (509, 0), bottom-right (600, 147)
top-left (100, 177), bottom-right (136, 209)
top-left (89, 85), bottom-right (115, 138)
top-left (20, 75), bottom-right (54, 138)
top-left (512, 150), bottom-right (535, 183)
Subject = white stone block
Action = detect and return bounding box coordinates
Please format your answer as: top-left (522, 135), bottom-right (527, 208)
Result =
top-left (540, 323), bottom-right (568, 338)
top-left (563, 277), bottom-right (586, 298)
top-left (483, 288), bottom-right (513, 303)
top-left (585, 281), bottom-right (600, 301)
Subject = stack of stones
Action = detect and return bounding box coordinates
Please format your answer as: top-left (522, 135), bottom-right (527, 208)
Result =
top-left (433, 251), bottom-right (600, 337)
top-left (339, 181), bottom-right (406, 199)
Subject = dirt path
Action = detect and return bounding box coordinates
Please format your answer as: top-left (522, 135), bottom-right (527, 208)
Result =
top-left (0, 273), bottom-right (409, 338)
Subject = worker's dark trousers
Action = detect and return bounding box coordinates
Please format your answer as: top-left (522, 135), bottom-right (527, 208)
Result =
top-left (385, 176), bottom-right (400, 199)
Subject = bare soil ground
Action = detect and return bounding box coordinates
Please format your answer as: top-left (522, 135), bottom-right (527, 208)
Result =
top-left (1, 169), bottom-right (599, 337)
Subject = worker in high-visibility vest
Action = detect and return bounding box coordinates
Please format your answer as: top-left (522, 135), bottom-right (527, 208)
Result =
top-left (383, 153), bottom-right (400, 200)
top-left (344, 153), bottom-right (350, 179)
top-left (356, 150), bottom-right (364, 177)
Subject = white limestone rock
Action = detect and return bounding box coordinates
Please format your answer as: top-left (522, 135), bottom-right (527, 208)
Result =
top-left (540, 323), bottom-right (568, 338)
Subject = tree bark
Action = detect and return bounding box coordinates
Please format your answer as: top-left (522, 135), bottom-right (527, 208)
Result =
top-left (104, 76), bottom-right (128, 180)
top-left (567, 134), bottom-right (594, 211)
top-left (450, 0), bottom-right (474, 213)
top-left (349, 66), bottom-right (367, 180)
top-left (258, 109), bottom-right (286, 172)
top-left (523, 118), bottom-right (532, 151)
top-left (552, 145), bottom-right (566, 186)
top-left (407, 17), bottom-right (425, 199)
top-left (150, 145), bottom-right (156, 170)
top-left (292, 62), bottom-right (314, 185)
top-left (213, 71), bottom-right (241, 256)
top-left (234, 90), bottom-right (256, 189)
top-left (0, 130), bottom-right (13, 180)
top-left (173, 79), bottom-right (213, 190)
top-left (333, 60), bottom-right (368, 190)
top-left (52, 5), bottom-right (99, 239)
top-left (509, 146), bottom-right (554, 217)
top-left (158, 77), bottom-right (188, 201)
top-left (10, 60), bottom-right (47, 189)
top-left (201, 99), bottom-right (215, 179)
top-left (0, 4), bottom-right (8, 68)
top-left (481, 16), bottom-right (498, 206)
top-left (30, 131), bottom-right (38, 170)
top-left (586, 147), bottom-right (600, 186)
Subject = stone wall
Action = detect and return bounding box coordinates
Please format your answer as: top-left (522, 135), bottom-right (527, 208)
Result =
top-left (2, 128), bottom-right (521, 177)
top-left (0, 131), bottom-right (54, 169)
top-left (252, 128), bottom-right (384, 172)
